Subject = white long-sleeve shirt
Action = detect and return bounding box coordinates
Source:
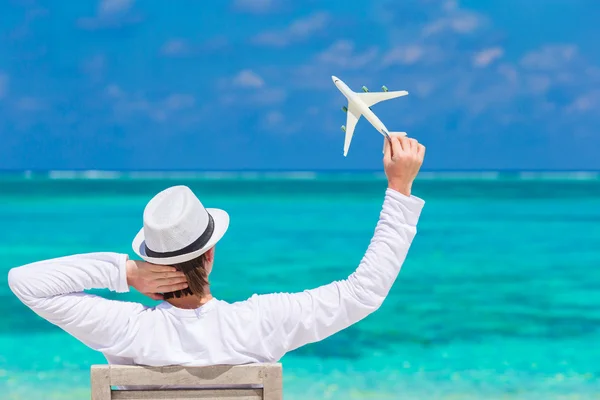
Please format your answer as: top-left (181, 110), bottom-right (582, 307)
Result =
top-left (8, 189), bottom-right (424, 367)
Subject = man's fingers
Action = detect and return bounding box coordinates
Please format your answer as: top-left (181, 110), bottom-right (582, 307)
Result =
top-left (417, 143), bottom-right (426, 160)
top-left (390, 136), bottom-right (402, 157)
top-left (383, 137), bottom-right (392, 162)
top-left (398, 136), bottom-right (410, 152)
top-left (159, 271), bottom-right (186, 279)
top-left (144, 292), bottom-right (163, 300)
top-left (409, 138), bottom-right (418, 152)
top-left (157, 282), bottom-right (189, 292)
top-left (150, 265), bottom-right (179, 273)
top-left (155, 276), bottom-right (188, 285)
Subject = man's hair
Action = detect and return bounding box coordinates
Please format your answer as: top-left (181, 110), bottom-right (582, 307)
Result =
top-left (163, 252), bottom-right (209, 300)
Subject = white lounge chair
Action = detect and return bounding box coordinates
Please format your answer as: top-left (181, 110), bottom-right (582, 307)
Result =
top-left (91, 364), bottom-right (283, 400)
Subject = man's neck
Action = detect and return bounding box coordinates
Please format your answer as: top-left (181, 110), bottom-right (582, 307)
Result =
top-left (166, 289), bottom-right (214, 310)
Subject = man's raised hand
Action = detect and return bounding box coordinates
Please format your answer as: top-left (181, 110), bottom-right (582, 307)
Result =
top-left (383, 136), bottom-right (425, 196)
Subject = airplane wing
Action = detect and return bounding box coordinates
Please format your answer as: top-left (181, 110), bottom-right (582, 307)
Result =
top-left (356, 91), bottom-right (408, 107)
top-left (344, 102), bottom-right (362, 156)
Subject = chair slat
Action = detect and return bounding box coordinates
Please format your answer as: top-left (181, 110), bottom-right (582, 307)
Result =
top-left (112, 388), bottom-right (263, 400)
top-left (90, 364), bottom-right (282, 400)
top-left (107, 364), bottom-right (279, 386)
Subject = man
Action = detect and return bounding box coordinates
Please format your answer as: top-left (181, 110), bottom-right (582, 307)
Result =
top-left (8, 136), bottom-right (425, 367)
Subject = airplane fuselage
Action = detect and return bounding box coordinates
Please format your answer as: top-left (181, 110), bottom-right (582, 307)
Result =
top-left (332, 77), bottom-right (390, 139)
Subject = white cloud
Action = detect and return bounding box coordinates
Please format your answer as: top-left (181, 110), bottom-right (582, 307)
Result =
top-left (105, 86), bottom-right (198, 123)
top-left (413, 81), bottom-right (436, 98)
top-left (566, 91), bottom-right (599, 113)
top-left (114, 97), bottom-right (150, 113)
top-left (220, 87), bottom-right (286, 107)
top-left (160, 37), bottom-right (230, 58)
top-left (287, 40), bottom-right (383, 89)
top-left (160, 39), bottom-right (191, 57)
top-left (423, 12), bottom-right (481, 36)
top-left (288, 12), bottom-right (328, 38)
top-left (105, 84), bottom-right (124, 98)
top-left (473, 47), bottom-right (504, 68)
top-left (383, 45), bottom-right (424, 66)
top-left (521, 45), bottom-right (577, 70)
top-left (443, 0), bottom-right (458, 12)
top-left (99, 0), bottom-right (134, 16)
top-left (526, 75), bottom-right (552, 94)
top-left (261, 110), bottom-right (301, 134)
top-left (203, 36), bottom-right (230, 52)
top-left (233, 0), bottom-right (280, 14)
top-left (165, 94), bottom-right (195, 110)
top-left (252, 88), bottom-right (286, 105)
top-left (264, 110), bottom-right (284, 126)
top-left (78, 0), bottom-right (141, 30)
top-left (317, 40), bottom-right (378, 69)
top-left (422, 1), bottom-right (483, 38)
top-left (451, 14), bottom-right (480, 33)
top-left (233, 70), bottom-right (265, 88)
top-left (0, 72), bottom-right (8, 99)
top-left (252, 12), bottom-right (329, 47)
top-left (218, 69), bottom-right (286, 109)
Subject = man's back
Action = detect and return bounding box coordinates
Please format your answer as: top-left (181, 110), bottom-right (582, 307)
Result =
top-left (103, 299), bottom-right (265, 366)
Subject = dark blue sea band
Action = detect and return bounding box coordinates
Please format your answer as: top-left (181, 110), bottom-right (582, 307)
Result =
top-left (144, 213), bottom-right (215, 258)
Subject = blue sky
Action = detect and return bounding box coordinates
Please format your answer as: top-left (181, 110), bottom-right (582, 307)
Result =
top-left (0, 0), bottom-right (598, 171)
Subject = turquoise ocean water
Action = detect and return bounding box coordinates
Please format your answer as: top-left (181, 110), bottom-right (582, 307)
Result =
top-left (1, 172), bottom-right (599, 399)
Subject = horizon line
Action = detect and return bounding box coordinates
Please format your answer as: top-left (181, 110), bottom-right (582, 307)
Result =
top-left (1, 168), bottom-right (600, 173)
top-left (0, 170), bottom-right (599, 182)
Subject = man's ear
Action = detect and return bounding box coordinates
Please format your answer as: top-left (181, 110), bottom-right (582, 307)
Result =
top-left (206, 247), bottom-right (215, 263)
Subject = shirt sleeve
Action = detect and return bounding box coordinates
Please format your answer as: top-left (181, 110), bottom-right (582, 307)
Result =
top-left (7, 252), bottom-right (145, 356)
top-left (249, 189), bottom-right (425, 360)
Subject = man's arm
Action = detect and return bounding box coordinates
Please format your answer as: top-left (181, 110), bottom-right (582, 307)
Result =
top-left (250, 136), bottom-right (426, 360)
top-left (7, 253), bottom-right (187, 356)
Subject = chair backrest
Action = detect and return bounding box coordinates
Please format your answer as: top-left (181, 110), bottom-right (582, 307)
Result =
top-left (91, 364), bottom-right (283, 400)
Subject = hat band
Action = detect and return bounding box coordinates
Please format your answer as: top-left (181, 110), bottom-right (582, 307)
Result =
top-left (144, 213), bottom-right (215, 259)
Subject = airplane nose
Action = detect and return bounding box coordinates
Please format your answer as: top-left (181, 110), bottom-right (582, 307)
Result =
top-left (331, 75), bottom-right (339, 83)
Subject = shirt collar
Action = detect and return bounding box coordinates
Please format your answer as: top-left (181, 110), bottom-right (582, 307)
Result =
top-left (156, 298), bottom-right (218, 317)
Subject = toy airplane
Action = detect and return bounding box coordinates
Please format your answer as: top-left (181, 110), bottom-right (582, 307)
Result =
top-left (332, 75), bottom-right (408, 156)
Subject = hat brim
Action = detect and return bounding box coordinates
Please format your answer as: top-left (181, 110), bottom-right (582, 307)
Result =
top-left (132, 208), bottom-right (229, 265)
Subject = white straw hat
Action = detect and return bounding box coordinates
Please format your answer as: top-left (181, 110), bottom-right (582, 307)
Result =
top-left (132, 185), bottom-right (229, 265)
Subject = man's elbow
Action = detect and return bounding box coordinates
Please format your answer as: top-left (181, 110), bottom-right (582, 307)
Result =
top-left (8, 267), bottom-right (29, 301)
top-left (343, 282), bottom-right (387, 319)
top-left (362, 295), bottom-right (386, 314)
top-left (347, 271), bottom-right (392, 306)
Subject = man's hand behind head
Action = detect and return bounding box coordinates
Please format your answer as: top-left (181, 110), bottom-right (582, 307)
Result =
top-left (126, 259), bottom-right (188, 300)
top-left (383, 136), bottom-right (425, 196)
